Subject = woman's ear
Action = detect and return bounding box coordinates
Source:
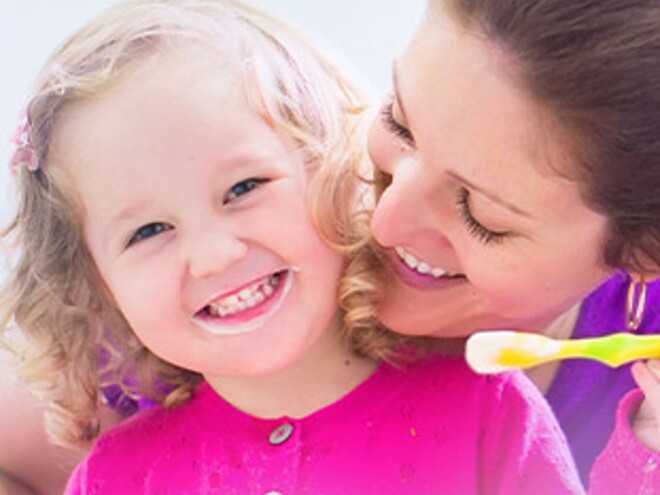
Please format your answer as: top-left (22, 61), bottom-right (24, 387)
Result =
top-left (629, 268), bottom-right (660, 284)
top-left (625, 270), bottom-right (655, 331)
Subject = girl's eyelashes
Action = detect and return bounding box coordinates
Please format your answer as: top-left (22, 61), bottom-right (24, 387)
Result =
top-left (381, 101), bottom-right (414, 145)
top-left (127, 222), bottom-right (173, 247)
top-left (456, 188), bottom-right (509, 244)
top-left (223, 177), bottom-right (270, 204)
top-left (123, 177), bottom-right (269, 248)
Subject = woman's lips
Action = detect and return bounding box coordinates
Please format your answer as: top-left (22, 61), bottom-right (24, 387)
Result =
top-left (387, 249), bottom-right (466, 291)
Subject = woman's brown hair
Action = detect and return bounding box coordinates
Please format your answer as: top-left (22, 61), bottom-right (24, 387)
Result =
top-left (444, 0), bottom-right (660, 274)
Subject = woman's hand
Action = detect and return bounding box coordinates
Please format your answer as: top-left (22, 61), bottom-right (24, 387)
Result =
top-left (631, 359), bottom-right (660, 451)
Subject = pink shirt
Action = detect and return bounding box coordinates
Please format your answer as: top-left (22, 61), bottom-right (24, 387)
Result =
top-left (589, 389), bottom-right (660, 492)
top-left (65, 355), bottom-right (647, 494)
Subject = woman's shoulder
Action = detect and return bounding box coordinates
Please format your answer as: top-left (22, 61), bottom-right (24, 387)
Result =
top-left (578, 272), bottom-right (660, 337)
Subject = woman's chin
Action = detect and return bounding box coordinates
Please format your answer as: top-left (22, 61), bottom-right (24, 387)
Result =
top-left (377, 304), bottom-right (461, 337)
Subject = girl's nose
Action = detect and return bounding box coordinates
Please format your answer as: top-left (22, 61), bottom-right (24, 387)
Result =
top-left (183, 225), bottom-right (248, 279)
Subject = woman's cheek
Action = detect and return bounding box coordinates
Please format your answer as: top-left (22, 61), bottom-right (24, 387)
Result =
top-left (367, 119), bottom-right (397, 174)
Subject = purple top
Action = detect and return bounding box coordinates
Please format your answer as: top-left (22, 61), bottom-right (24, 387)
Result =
top-left (546, 271), bottom-right (660, 485)
top-left (66, 355), bottom-right (587, 495)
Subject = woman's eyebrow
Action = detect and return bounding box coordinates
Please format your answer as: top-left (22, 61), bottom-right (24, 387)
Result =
top-left (393, 60), bottom-right (534, 220)
top-left (447, 170), bottom-right (536, 219)
top-left (392, 60), bottom-right (411, 124)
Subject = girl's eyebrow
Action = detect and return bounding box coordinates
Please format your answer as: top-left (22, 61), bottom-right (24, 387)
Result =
top-left (106, 201), bottom-right (150, 239)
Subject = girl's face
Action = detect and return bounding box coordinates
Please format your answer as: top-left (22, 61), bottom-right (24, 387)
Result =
top-left (368, 6), bottom-right (612, 337)
top-left (53, 47), bottom-right (345, 381)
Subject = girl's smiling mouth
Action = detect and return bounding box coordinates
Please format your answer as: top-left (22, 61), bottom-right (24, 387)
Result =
top-left (193, 269), bottom-right (292, 336)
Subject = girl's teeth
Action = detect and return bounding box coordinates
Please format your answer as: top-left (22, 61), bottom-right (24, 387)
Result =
top-left (223, 294), bottom-right (239, 306)
top-left (207, 272), bottom-right (282, 317)
top-left (394, 246), bottom-right (459, 278)
top-left (238, 288), bottom-right (253, 301)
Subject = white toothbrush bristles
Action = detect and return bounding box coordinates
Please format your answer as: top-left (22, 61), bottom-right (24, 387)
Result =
top-left (466, 331), bottom-right (562, 374)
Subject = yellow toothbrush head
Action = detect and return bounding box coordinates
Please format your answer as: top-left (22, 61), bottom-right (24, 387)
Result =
top-left (466, 331), bottom-right (562, 374)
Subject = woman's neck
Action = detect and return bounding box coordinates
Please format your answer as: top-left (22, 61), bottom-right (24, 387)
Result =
top-left (204, 324), bottom-right (378, 419)
top-left (525, 303), bottom-right (581, 394)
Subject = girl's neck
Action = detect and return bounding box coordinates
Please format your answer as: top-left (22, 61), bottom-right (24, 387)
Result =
top-left (204, 323), bottom-right (378, 419)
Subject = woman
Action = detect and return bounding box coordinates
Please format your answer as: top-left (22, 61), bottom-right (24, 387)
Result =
top-left (366, 0), bottom-right (660, 486)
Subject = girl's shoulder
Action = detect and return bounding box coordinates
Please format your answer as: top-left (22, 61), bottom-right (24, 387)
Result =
top-left (392, 352), bottom-right (540, 414)
top-left (68, 385), bottom-right (212, 490)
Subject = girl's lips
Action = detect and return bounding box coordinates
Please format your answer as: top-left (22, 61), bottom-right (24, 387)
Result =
top-left (386, 250), bottom-right (467, 291)
top-left (204, 272), bottom-right (281, 316)
top-left (193, 269), bottom-right (291, 336)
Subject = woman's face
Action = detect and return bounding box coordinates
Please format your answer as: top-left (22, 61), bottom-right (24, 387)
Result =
top-left (368, 5), bottom-right (612, 337)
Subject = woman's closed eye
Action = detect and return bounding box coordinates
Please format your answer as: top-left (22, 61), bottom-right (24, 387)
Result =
top-left (127, 222), bottom-right (173, 247)
top-left (381, 100), bottom-right (414, 145)
top-left (456, 188), bottom-right (510, 244)
top-left (223, 177), bottom-right (270, 204)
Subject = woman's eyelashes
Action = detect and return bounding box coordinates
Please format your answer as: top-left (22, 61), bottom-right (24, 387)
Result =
top-left (127, 222), bottom-right (173, 247)
top-left (223, 177), bottom-right (270, 204)
top-left (381, 100), bottom-right (414, 145)
top-left (456, 188), bottom-right (509, 244)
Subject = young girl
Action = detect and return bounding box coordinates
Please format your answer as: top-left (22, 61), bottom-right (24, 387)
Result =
top-left (0, 0), bottom-right (627, 493)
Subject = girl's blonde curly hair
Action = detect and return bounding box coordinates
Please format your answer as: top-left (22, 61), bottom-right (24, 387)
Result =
top-left (1, 0), bottom-right (415, 448)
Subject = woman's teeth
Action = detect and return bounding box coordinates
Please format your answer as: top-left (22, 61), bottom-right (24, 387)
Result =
top-left (394, 246), bottom-right (460, 278)
top-left (207, 273), bottom-right (281, 317)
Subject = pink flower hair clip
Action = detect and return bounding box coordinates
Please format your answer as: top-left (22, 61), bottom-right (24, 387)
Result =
top-left (9, 110), bottom-right (39, 174)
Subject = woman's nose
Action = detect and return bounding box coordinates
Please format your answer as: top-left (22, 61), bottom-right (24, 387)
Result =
top-left (183, 224), bottom-right (248, 279)
top-left (370, 158), bottom-right (424, 247)
top-left (370, 157), bottom-right (452, 253)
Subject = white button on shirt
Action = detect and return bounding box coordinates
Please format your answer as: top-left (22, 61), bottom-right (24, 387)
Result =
top-left (269, 423), bottom-right (294, 445)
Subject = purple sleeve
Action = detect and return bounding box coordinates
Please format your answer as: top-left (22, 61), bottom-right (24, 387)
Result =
top-left (589, 389), bottom-right (660, 495)
top-left (546, 272), bottom-right (660, 484)
top-left (479, 372), bottom-right (585, 495)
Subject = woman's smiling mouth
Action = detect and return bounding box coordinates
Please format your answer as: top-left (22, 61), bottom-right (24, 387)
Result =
top-left (394, 246), bottom-right (462, 278)
top-left (389, 246), bottom-right (466, 290)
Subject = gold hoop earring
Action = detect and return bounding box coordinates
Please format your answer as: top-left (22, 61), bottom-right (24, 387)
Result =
top-left (626, 275), bottom-right (647, 331)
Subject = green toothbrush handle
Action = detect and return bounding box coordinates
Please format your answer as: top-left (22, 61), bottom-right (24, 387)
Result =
top-left (560, 333), bottom-right (660, 367)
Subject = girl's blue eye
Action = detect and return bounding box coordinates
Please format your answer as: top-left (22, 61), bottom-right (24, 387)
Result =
top-left (223, 177), bottom-right (269, 204)
top-left (127, 222), bottom-right (172, 247)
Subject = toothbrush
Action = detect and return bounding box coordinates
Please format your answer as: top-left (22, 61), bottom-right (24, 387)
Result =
top-left (465, 331), bottom-right (660, 374)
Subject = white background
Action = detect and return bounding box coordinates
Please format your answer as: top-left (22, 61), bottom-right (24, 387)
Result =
top-left (0, 0), bottom-right (426, 230)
